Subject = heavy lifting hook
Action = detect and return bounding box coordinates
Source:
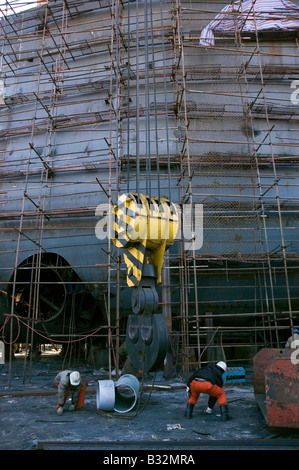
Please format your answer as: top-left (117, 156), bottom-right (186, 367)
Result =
top-left (112, 193), bottom-right (179, 372)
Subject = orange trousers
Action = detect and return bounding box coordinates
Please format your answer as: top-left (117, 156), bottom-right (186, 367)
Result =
top-left (188, 380), bottom-right (227, 406)
top-left (56, 382), bottom-right (87, 409)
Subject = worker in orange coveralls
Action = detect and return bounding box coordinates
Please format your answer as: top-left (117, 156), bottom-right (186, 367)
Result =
top-left (54, 370), bottom-right (86, 415)
top-left (184, 361), bottom-right (229, 421)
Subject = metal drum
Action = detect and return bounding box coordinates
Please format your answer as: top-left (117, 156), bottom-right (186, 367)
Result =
top-left (96, 380), bottom-right (115, 412)
top-left (114, 374), bottom-right (140, 413)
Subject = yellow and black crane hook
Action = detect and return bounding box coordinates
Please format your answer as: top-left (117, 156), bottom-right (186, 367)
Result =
top-left (112, 192), bottom-right (179, 373)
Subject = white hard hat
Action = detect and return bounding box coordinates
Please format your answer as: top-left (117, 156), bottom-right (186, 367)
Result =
top-left (216, 361), bottom-right (227, 372)
top-left (70, 371), bottom-right (81, 386)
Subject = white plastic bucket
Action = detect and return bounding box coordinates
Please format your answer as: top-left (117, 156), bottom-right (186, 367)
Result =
top-left (96, 380), bottom-right (115, 411)
top-left (114, 374), bottom-right (140, 414)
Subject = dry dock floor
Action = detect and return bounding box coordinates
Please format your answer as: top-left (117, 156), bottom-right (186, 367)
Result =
top-left (0, 355), bottom-right (298, 452)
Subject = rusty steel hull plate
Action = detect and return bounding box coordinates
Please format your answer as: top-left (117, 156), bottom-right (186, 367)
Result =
top-left (254, 348), bottom-right (299, 430)
top-left (266, 358), bottom-right (299, 429)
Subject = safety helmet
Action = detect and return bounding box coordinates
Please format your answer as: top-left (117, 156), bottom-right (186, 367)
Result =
top-left (70, 371), bottom-right (81, 386)
top-left (294, 328), bottom-right (299, 333)
top-left (216, 361), bottom-right (227, 372)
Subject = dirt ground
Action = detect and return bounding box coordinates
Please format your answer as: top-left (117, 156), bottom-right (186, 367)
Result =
top-left (0, 354), bottom-right (298, 452)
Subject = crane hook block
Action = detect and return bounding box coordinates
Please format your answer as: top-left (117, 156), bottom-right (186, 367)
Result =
top-left (112, 193), bottom-right (179, 287)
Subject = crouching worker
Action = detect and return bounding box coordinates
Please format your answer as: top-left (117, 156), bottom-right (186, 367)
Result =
top-left (54, 370), bottom-right (86, 415)
top-left (184, 361), bottom-right (229, 421)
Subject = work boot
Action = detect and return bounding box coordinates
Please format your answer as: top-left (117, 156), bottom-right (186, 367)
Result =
top-left (220, 404), bottom-right (229, 421)
top-left (184, 403), bottom-right (194, 419)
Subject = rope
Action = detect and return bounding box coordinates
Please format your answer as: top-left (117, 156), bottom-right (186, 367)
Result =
top-left (0, 313), bottom-right (105, 345)
top-left (0, 314), bottom-right (20, 345)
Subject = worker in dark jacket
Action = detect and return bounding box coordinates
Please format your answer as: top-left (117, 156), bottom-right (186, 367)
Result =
top-left (54, 370), bottom-right (86, 415)
top-left (184, 361), bottom-right (229, 421)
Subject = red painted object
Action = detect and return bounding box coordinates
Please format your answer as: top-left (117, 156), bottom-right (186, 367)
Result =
top-left (254, 348), bottom-right (299, 430)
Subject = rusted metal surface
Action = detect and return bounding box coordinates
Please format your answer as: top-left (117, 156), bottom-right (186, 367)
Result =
top-left (254, 348), bottom-right (299, 429)
top-left (266, 358), bottom-right (299, 429)
top-left (253, 348), bottom-right (292, 395)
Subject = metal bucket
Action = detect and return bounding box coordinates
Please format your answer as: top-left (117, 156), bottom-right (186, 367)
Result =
top-left (96, 380), bottom-right (115, 412)
top-left (114, 374), bottom-right (140, 413)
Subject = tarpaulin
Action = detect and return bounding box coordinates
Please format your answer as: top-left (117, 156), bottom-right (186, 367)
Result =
top-left (200, 0), bottom-right (299, 47)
